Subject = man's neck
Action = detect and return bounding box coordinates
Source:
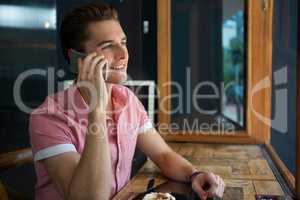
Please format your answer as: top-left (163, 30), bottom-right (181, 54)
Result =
top-left (77, 83), bottom-right (113, 112)
top-left (106, 83), bottom-right (113, 113)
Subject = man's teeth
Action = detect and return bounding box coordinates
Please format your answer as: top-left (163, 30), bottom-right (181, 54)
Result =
top-left (110, 66), bottom-right (124, 70)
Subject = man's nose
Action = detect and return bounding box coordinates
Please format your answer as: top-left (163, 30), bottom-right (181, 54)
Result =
top-left (115, 44), bottom-right (127, 60)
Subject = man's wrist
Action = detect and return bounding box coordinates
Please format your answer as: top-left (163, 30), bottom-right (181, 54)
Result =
top-left (89, 109), bottom-right (106, 120)
top-left (188, 170), bottom-right (204, 184)
top-left (87, 110), bottom-right (107, 138)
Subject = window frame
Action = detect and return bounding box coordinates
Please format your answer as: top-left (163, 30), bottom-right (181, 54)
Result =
top-left (296, 1), bottom-right (300, 196)
top-left (156, 0), bottom-right (274, 144)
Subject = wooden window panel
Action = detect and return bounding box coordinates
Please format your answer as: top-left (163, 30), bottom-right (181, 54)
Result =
top-left (157, 0), bottom-right (273, 144)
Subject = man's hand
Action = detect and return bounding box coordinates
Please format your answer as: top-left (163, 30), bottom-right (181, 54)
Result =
top-left (191, 172), bottom-right (225, 200)
top-left (77, 52), bottom-right (109, 113)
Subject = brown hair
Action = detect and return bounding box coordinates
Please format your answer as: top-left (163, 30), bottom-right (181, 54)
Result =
top-left (59, 2), bottom-right (118, 62)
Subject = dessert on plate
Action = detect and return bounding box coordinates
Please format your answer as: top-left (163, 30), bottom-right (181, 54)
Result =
top-left (142, 192), bottom-right (176, 200)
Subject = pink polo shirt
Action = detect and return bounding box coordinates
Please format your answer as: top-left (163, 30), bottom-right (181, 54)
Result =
top-left (29, 84), bottom-right (153, 200)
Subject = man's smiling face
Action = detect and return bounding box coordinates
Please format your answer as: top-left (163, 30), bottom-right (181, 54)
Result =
top-left (84, 20), bottom-right (129, 84)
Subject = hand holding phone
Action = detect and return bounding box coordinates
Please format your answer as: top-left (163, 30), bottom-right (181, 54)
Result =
top-left (75, 51), bottom-right (110, 112)
top-left (69, 49), bottom-right (108, 81)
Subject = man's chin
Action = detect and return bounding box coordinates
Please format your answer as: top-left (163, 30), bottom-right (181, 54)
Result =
top-left (106, 75), bottom-right (127, 84)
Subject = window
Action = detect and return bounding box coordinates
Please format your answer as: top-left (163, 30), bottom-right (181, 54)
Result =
top-left (157, 0), bottom-right (273, 143)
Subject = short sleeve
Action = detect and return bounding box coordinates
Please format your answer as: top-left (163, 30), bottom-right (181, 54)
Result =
top-left (130, 93), bottom-right (154, 134)
top-left (29, 112), bottom-right (77, 162)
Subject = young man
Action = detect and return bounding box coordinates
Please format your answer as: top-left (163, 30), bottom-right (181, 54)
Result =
top-left (29, 3), bottom-right (225, 200)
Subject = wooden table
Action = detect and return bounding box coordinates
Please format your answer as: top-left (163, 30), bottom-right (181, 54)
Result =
top-left (112, 143), bottom-right (286, 200)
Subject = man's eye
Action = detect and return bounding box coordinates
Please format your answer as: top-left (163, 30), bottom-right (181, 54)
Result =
top-left (121, 41), bottom-right (127, 46)
top-left (101, 44), bottom-right (112, 49)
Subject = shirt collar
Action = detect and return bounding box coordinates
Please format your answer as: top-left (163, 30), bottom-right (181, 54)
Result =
top-left (69, 84), bottom-right (129, 119)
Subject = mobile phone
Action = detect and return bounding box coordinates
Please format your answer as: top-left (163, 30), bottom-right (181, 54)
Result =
top-left (69, 49), bottom-right (108, 80)
top-left (69, 49), bottom-right (86, 74)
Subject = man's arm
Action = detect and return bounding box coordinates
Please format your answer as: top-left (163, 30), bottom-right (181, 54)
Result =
top-left (136, 128), bottom-right (197, 182)
top-left (43, 112), bottom-right (112, 200)
top-left (137, 128), bottom-right (225, 200)
top-left (42, 53), bottom-right (112, 200)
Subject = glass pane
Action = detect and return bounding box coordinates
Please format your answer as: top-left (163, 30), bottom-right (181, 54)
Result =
top-left (222, 1), bottom-right (245, 127)
top-left (271, 0), bottom-right (297, 176)
top-left (170, 0), bottom-right (246, 133)
top-left (0, 0), bottom-right (57, 107)
top-left (0, 0), bottom-right (56, 152)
